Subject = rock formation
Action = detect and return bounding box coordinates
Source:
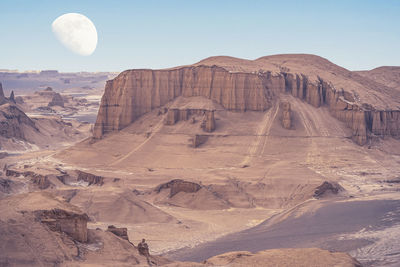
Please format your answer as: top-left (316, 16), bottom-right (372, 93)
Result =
top-left (106, 225), bottom-right (129, 241)
top-left (35, 208), bottom-right (89, 242)
top-left (5, 169), bottom-right (52, 189)
top-left (155, 179), bottom-right (202, 197)
top-left (280, 101), bottom-right (292, 129)
top-left (201, 110), bottom-right (216, 132)
top-left (9, 91), bottom-right (15, 103)
top-left (0, 103), bottom-right (38, 140)
top-left (76, 170), bottom-right (104, 186)
top-left (313, 181), bottom-right (343, 198)
top-left (0, 83), bottom-right (6, 105)
top-left (48, 92), bottom-right (64, 107)
top-left (164, 108), bottom-right (179, 125)
top-left (192, 134), bottom-right (209, 148)
top-left (93, 55), bottom-right (400, 145)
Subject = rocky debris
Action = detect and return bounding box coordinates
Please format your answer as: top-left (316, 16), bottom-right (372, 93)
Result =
top-left (48, 92), bottom-right (65, 107)
top-left (191, 134), bottom-right (208, 148)
top-left (76, 170), bottom-right (104, 186)
top-left (155, 179), bottom-right (202, 197)
top-left (106, 225), bottom-right (129, 241)
top-left (35, 208), bottom-right (89, 243)
top-left (0, 103), bottom-right (38, 140)
top-left (313, 181), bottom-right (343, 198)
top-left (280, 101), bottom-right (292, 129)
top-left (201, 110), bottom-right (216, 132)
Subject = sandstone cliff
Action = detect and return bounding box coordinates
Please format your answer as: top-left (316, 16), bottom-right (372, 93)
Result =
top-left (94, 55), bottom-right (400, 145)
top-left (94, 66), bottom-right (272, 138)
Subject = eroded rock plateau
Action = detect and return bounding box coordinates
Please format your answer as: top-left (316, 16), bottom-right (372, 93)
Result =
top-left (94, 55), bottom-right (400, 145)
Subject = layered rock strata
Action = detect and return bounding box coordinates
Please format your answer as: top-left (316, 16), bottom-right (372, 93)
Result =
top-left (94, 66), bottom-right (271, 138)
top-left (94, 61), bottom-right (400, 145)
top-left (35, 209), bottom-right (89, 243)
top-left (75, 170), bottom-right (104, 186)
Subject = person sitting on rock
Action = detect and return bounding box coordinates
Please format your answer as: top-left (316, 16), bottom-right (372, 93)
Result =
top-left (138, 238), bottom-right (150, 257)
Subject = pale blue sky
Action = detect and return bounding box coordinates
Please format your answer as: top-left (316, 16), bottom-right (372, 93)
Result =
top-left (1, 0), bottom-right (399, 72)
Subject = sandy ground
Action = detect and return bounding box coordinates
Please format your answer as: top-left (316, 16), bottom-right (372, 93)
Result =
top-left (2, 92), bottom-right (400, 266)
top-left (165, 196), bottom-right (400, 265)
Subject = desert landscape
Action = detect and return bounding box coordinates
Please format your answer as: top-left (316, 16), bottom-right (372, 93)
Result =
top-left (1, 1), bottom-right (400, 266)
top-left (1, 53), bottom-right (399, 266)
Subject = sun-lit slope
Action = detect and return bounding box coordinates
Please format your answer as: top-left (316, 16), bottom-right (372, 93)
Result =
top-left (56, 88), bottom-right (400, 212)
top-left (355, 66), bottom-right (400, 90)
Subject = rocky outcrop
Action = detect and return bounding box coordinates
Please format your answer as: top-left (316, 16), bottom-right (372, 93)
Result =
top-left (0, 103), bottom-right (38, 140)
top-left (106, 225), bottom-right (129, 241)
top-left (280, 101), bottom-right (292, 129)
top-left (155, 179), bottom-right (202, 197)
top-left (192, 134), bottom-right (209, 148)
top-left (201, 110), bottom-right (216, 132)
top-left (0, 83), bottom-right (6, 105)
top-left (164, 108), bottom-right (179, 125)
top-left (94, 66), bottom-right (272, 138)
top-left (313, 181), bottom-right (343, 198)
top-left (76, 170), bottom-right (104, 186)
top-left (35, 209), bottom-right (89, 242)
top-left (9, 91), bottom-right (15, 103)
top-left (282, 73), bottom-right (400, 145)
top-left (5, 169), bottom-right (52, 189)
top-left (48, 92), bottom-right (64, 107)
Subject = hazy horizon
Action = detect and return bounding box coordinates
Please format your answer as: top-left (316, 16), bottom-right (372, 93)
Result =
top-left (1, 0), bottom-right (399, 72)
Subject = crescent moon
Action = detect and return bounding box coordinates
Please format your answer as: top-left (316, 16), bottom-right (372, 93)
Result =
top-left (52, 13), bottom-right (98, 56)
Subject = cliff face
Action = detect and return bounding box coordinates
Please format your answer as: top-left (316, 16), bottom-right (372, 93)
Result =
top-left (282, 73), bottom-right (400, 145)
top-left (94, 66), bottom-right (272, 138)
top-left (94, 56), bottom-right (400, 145)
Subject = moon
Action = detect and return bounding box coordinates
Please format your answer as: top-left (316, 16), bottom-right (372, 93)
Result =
top-left (52, 13), bottom-right (98, 56)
